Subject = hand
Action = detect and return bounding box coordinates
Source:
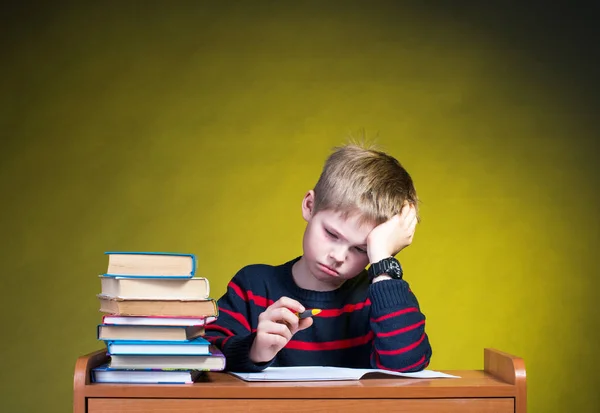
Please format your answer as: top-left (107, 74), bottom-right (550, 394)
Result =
top-left (249, 297), bottom-right (314, 363)
top-left (367, 201), bottom-right (418, 263)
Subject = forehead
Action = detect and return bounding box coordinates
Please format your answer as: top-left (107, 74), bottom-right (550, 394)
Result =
top-left (316, 210), bottom-right (376, 239)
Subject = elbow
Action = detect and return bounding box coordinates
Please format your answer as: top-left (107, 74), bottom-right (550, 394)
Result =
top-left (404, 338), bottom-right (432, 372)
top-left (372, 335), bottom-right (433, 372)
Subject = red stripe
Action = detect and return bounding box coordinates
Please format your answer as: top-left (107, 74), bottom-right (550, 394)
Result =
top-left (377, 333), bottom-right (425, 355)
top-left (229, 281), bottom-right (371, 316)
top-left (371, 307), bottom-right (418, 323)
top-left (229, 281), bottom-right (274, 308)
top-left (376, 320), bottom-right (425, 338)
top-left (219, 308), bottom-right (251, 331)
top-left (229, 282), bottom-right (372, 316)
top-left (204, 324), bottom-right (235, 337)
top-left (205, 335), bottom-right (230, 349)
top-left (248, 290), bottom-right (274, 307)
top-left (286, 331), bottom-right (374, 351)
top-left (374, 352), bottom-right (427, 372)
top-left (318, 298), bottom-right (371, 317)
top-left (228, 281), bottom-right (248, 301)
top-left (398, 355), bottom-right (427, 372)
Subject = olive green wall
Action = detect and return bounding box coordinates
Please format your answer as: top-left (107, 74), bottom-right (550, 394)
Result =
top-left (1, 2), bottom-right (598, 412)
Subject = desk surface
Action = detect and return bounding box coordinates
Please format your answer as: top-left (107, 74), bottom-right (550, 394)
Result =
top-left (74, 348), bottom-right (526, 412)
top-left (83, 369), bottom-right (514, 399)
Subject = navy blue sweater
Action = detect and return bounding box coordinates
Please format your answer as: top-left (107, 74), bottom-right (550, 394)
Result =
top-left (204, 257), bottom-right (432, 372)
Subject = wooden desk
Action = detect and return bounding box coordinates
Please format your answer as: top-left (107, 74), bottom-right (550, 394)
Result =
top-left (74, 348), bottom-right (526, 413)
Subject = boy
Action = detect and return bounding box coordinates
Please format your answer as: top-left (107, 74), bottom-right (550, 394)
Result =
top-left (204, 144), bottom-right (432, 372)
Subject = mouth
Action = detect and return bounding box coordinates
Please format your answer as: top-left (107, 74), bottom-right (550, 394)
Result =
top-left (317, 263), bottom-right (339, 276)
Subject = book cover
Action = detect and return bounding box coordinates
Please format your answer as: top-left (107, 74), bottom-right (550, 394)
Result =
top-left (104, 252), bottom-right (196, 278)
top-left (98, 295), bottom-right (218, 317)
top-left (106, 336), bottom-right (211, 355)
top-left (109, 346), bottom-right (226, 371)
top-left (99, 275), bottom-right (210, 300)
top-left (102, 315), bottom-right (217, 327)
top-left (98, 324), bottom-right (205, 341)
top-left (92, 364), bottom-right (202, 384)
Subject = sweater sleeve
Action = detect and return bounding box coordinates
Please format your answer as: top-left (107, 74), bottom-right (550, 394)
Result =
top-left (368, 279), bottom-right (432, 371)
top-left (203, 268), bottom-right (273, 372)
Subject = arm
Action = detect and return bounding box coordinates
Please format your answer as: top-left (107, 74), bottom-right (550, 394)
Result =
top-left (366, 202), bottom-right (432, 371)
top-left (203, 269), bottom-right (266, 372)
top-left (368, 278), bottom-right (432, 371)
top-left (204, 268), bottom-right (312, 372)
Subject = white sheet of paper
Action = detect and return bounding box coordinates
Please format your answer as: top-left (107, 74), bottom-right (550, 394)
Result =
top-left (229, 366), bottom-right (460, 382)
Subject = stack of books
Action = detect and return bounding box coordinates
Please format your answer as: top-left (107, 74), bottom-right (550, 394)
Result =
top-left (91, 252), bottom-right (225, 384)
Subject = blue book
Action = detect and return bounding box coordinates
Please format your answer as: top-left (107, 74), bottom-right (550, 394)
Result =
top-left (107, 336), bottom-right (211, 356)
top-left (103, 252), bottom-right (196, 278)
top-left (109, 346), bottom-right (226, 371)
top-left (92, 364), bottom-right (202, 384)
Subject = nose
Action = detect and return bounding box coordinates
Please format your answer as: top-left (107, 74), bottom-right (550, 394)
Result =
top-left (328, 245), bottom-right (346, 263)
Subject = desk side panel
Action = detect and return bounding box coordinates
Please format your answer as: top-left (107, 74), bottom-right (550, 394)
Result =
top-left (484, 348), bottom-right (526, 413)
top-left (74, 349), bottom-right (109, 413)
top-left (89, 398), bottom-right (514, 413)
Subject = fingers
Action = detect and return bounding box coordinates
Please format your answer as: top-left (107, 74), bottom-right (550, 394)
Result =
top-left (261, 334), bottom-right (288, 349)
top-left (275, 307), bottom-right (301, 333)
top-left (251, 297), bottom-right (313, 363)
top-left (258, 297), bottom-right (305, 337)
top-left (407, 207), bottom-right (417, 228)
top-left (408, 215), bottom-right (417, 239)
top-left (257, 296), bottom-right (316, 342)
top-left (259, 307), bottom-right (296, 327)
top-left (250, 329), bottom-right (288, 363)
top-left (297, 316), bottom-right (314, 331)
top-left (270, 297), bottom-right (305, 313)
top-left (393, 202), bottom-right (418, 246)
top-left (399, 203), bottom-right (417, 226)
top-left (399, 202), bottom-right (410, 219)
top-left (259, 319), bottom-right (294, 341)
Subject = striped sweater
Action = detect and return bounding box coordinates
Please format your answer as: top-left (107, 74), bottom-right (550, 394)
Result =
top-left (204, 257), bottom-right (432, 372)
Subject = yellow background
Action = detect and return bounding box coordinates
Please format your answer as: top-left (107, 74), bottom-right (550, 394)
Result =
top-left (1, 2), bottom-right (598, 412)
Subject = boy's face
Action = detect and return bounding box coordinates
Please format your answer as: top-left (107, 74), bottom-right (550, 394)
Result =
top-left (297, 191), bottom-right (375, 291)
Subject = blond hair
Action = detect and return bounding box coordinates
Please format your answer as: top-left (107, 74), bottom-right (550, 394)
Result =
top-left (313, 144), bottom-right (419, 225)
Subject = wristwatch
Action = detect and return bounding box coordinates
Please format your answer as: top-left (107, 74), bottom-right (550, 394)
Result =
top-left (368, 257), bottom-right (403, 280)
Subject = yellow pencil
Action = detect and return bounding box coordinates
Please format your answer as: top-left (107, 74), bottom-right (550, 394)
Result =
top-left (296, 309), bottom-right (322, 319)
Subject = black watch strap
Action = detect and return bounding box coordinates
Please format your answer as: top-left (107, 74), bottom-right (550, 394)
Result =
top-left (368, 257), bottom-right (403, 280)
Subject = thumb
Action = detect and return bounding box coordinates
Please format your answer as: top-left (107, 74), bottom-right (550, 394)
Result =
top-left (297, 316), bottom-right (314, 331)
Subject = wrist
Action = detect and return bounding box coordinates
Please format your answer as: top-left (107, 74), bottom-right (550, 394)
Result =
top-left (368, 249), bottom-right (393, 264)
top-left (249, 339), bottom-right (266, 364)
top-left (367, 256), bottom-right (403, 280)
top-left (371, 274), bottom-right (392, 283)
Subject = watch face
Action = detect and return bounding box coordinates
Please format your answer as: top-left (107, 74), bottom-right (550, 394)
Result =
top-left (388, 261), bottom-right (401, 276)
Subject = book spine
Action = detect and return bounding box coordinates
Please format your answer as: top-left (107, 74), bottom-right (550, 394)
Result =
top-left (103, 252), bottom-right (197, 277)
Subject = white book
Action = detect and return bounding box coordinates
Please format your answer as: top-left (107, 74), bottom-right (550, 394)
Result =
top-left (229, 366), bottom-right (460, 382)
top-left (92, 364), bottom-right (201, 384)
top-left (100, 275), bottom-right (210, 300)
top-left (102, 315), bottom-right (217, 326)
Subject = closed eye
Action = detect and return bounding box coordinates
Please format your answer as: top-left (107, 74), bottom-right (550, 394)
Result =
top-left (325, 229), bottom-right (338, 239)
top-left (355, 246), bottom-right (367, 254)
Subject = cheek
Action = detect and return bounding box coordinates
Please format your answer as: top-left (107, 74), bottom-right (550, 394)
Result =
top-left (348, 252), bottom-right (370, 269)
top-left (303, 227), bottom-right (323, 257)
top-left (310, 228), bottom-right (329, 247)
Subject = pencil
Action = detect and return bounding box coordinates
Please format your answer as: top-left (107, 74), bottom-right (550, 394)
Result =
top-left (296, 309), bottom-right (322, 319)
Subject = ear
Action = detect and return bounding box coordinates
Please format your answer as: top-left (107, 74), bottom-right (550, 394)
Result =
top-left (301, 190), bottom-right (315, 222)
